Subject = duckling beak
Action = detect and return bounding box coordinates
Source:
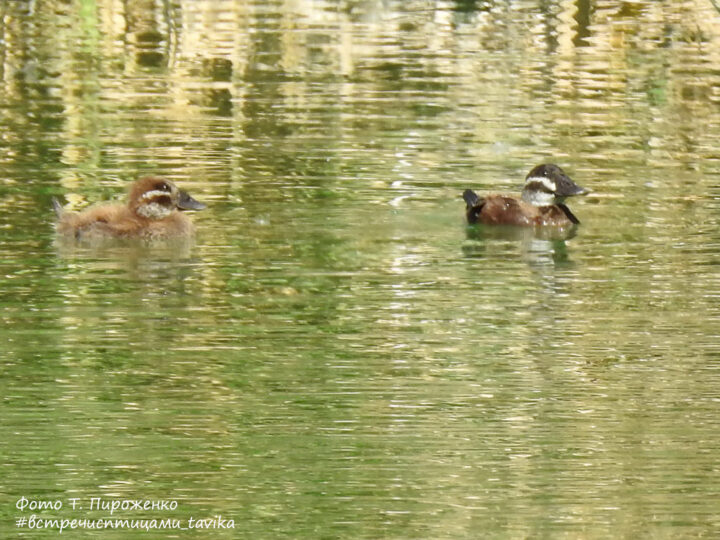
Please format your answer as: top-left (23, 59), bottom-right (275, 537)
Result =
top-left (575, 185), bottom-right (591, 196)
top-left (555, 174), bottom-right (589, 198)
top-left (177, 190), bottom-right (206, 211)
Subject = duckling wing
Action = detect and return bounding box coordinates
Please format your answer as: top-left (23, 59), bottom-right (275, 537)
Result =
top-left (473, 196), bottom-right (538, 226)
top-left (56, 205), bottom-right (139, 240)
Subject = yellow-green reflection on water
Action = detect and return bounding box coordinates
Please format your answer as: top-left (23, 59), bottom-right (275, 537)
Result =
top-left (2, 0), bottom-right (720, 538)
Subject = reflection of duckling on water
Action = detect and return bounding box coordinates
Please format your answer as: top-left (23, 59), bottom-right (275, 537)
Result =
top-left (463, 164), bottom-right (589, 227)
top-left (54, 176), bottom-right (206, 242)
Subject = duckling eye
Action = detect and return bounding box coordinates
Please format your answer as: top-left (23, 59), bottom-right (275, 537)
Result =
top-left (158, 182), bottom-right (171, 192)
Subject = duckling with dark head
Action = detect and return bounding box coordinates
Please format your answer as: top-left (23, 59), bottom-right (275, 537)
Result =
top-left (463, 164), bottom-right (588, 227)
top-left (53, 176), bottom-right (206, 242)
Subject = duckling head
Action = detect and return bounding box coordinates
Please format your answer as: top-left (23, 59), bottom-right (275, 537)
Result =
top-left (129, 176), bottom-right (206, 219)
top-left (521, 164), bottom-right (589, 207)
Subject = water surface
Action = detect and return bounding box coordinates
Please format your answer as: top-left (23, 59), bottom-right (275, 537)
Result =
top-left (2, 0), bottom-right (720, 538)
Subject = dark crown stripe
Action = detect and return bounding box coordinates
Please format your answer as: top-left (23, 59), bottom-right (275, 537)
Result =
top-left (144, 194), bottom-right (173, 207)
top-left (524, 179), bottom-right (555, 194)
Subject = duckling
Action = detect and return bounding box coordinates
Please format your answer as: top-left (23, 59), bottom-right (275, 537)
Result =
top-left (463, 164), bottom-right (589, 227)
top-left (53, 176), bottom-right (206, 241)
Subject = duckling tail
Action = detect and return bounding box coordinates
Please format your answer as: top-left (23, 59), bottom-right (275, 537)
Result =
top-left (462, 189), bottom-right (486, 224)
top-left (463, 189), bottom-right (481, 209)
top-left (52, 198), bottom-right (64, 217)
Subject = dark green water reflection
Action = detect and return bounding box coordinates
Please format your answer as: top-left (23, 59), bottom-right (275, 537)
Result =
top-left (2, 0), bottom-right (720, 538)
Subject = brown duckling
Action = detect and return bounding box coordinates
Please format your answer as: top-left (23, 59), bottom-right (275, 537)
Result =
top-left (463, 164), bottom-right (589, 227)
top-left (54, 176), bottom-right (206, 241)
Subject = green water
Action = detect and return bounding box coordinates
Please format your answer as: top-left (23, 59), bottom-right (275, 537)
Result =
top-left (2, 0), bottom-right (720, 538)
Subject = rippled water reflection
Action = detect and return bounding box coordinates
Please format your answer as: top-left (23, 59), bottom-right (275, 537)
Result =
top-left (2, 0), bottom-right (720, 537)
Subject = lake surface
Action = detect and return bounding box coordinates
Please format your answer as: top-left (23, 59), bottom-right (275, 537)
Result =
top-left (2, 0), bottom-right (720, 537)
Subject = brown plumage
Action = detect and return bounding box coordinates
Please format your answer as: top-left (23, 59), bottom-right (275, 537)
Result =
top-left (463, 164), bottom-right (588, 228)
top-left (53, 176), bottom-right (205, 241)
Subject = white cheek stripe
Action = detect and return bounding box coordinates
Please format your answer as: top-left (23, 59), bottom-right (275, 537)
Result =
top-left (525, 176), bottom-right (556, 193)
top-left (141, 189), bottom-right (170, 201)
